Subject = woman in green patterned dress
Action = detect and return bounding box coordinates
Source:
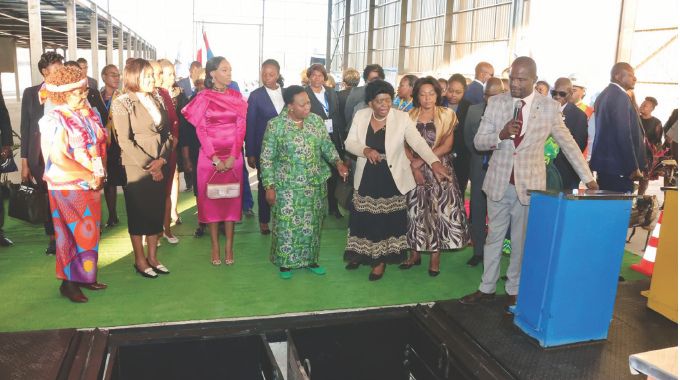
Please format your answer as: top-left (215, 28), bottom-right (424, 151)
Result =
top-left (260, 85), bottom-right (350, 279)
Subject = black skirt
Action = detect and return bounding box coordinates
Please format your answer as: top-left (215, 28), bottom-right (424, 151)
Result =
top-left (344, 125), bottom-right (408, 265)
top-left (122, 165), bottom-right (166, 235)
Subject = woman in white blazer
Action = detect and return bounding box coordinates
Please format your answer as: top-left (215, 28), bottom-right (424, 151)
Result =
top-left (343, 80), bottom-right (451, 281)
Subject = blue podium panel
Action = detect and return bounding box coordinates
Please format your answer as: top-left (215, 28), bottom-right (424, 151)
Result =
top-left (513, 191), bottom-right (634, 347)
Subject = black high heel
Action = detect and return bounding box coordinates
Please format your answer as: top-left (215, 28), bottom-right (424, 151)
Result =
top-left (398, 257), bottom-right (422, 270)
top-left (134, 264), bottom-right (158, 279)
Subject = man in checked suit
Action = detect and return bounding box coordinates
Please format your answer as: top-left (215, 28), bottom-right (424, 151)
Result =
top-left (460, 56), bottom-right (598, 309)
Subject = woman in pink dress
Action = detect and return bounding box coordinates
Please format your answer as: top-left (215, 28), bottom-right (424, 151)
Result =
top-left (182, 56), bottom-right (247, 265)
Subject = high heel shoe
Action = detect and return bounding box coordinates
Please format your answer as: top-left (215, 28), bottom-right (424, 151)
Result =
top-left (428, 252), bottom-right (440, 277)
top-left (163, 232), bottom-right (180, 244)
top-left (398, 257), bottom-right (421, 270)
top-left (134, 264), bottom-right (158, 278)
top-left (147, 259), bottom-right (170, 274)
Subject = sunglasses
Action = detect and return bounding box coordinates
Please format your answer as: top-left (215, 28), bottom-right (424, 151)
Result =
top-left (550, 90), bottom-right (569, 98)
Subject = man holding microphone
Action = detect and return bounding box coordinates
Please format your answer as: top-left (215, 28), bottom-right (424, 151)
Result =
top-left (460, 56), bottom-right (598, 311)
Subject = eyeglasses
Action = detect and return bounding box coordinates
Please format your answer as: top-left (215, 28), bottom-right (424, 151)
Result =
top-left (550, 90), bottom-right (568, 98)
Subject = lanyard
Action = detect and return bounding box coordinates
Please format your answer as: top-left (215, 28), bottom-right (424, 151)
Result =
top-left (321, 92), bottom-right (329, 116)
top-left (398, 98), bottom-right (412, 111)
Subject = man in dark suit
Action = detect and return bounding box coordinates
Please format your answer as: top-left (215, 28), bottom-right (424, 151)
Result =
top-left (65, 61), bottom-right (108, 120)
top-left (76, 58), bottom-right (98, 91)
top-left (306, 64), bottom-right (345, 218)
top-left (463, 61), bottom-right (494, 105)
top-left (343, 64), bottom-right (385, 128)
top-left (591, 62), bottom-right (647, 192)
top-left (21, 51), bottom-right (63, 254)
top-left (551, 78), bottom-right (588, 191)
top-left (176, 61), bottom-right (202, 98)
top-left (246, 59), bottom-right (285, 234)
top-left (0, 89), bottom-right (15, 246)
top-left (463, 77), bottom-right (504, 267)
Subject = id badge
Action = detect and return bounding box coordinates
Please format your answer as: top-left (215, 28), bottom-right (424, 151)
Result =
top-left (324, 119), bottom-right (334, 133)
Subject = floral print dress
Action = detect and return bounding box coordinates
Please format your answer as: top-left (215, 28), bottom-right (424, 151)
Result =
top-left (260, 112), bottom-right (340, 268)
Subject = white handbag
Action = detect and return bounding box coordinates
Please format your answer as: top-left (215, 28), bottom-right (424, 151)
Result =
top-left (206, 170), bottom-right (240, 199)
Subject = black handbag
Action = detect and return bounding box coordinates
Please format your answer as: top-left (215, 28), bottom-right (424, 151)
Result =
top-left (8, 182), bottom-right (50, 224)
top-left (0, 156), bottom-right (18, 173)
top-left (334, 169), bottom-right (354, 211)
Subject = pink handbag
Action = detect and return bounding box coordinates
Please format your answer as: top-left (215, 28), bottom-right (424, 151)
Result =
top-left (206, 170), bottom-right (240, 199)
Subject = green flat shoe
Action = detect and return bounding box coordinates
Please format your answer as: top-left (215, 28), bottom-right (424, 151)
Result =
top-left (279, 270), bottom-right (292, 279)
top-left (307, 265), bottom-right (326, 276)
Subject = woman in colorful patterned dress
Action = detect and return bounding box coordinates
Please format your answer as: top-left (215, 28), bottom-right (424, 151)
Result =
top-left (39, 65), bottom-right (108, 303)
top-left (343, 80), bottom-right (452, 281)
top-left (181, 56), bottom-right (248, 266)
top-left (402, 76), bottom-right (469, 276)
top-left (260, 85), bottom-right (349, 279)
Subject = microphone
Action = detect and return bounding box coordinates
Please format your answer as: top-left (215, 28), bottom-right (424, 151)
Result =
top-left (510, 100), bottom-right (522, 138)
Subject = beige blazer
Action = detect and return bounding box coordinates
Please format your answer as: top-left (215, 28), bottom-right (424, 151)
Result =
top-left (345, 107), bottom-right (440, 195)
top-left (474, 92), bottom-right (594, 205)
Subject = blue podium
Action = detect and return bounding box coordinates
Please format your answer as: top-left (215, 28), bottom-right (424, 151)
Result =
top-left (513, 190), bottom-right (635, 347)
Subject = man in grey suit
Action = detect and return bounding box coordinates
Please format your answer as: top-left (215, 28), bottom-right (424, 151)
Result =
top-left (463, 77), bottom-right (504, 267)
top-left (460, 57), bottom-right (598, 310)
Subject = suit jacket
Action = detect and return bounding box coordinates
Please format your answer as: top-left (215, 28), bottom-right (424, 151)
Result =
top-left (554, 102), bottom-right (588, 189)
top-left (453, 98), bottom-right (471, 160)
top-left (591, 83), bottom-right (647, 175)
top-left (110, 92), bottom-right (172, 168)
top-left (463, 80), bottom-right (484, 105)
top-left (20, 84), bottom-right (45, 176)
top-left (344, 86), bottom-right (365, 126)
top-left (88, 87), bottom-right (108, 123)
top-left (345, 107), bottom-right (440, 195)
top-left (337, 87), bottom-right (352, 127)
top-left (474, 92), bottom-right (594, 205)
top-left (245, 86), bottom-right (281, 158)
top-left (464, 102), bottom-right (488, 177)
top-left (176, 77), bottom-right (194, 98)
top-left (306, 86), bottom-right (345, 157)
top-left (0, 90), bottom-right (14, 147)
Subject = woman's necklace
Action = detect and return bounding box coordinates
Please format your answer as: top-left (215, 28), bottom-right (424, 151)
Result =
top-left (213, 85), bottom-right (227, 93)
top-left (372, 112), bottom-right (387, 122)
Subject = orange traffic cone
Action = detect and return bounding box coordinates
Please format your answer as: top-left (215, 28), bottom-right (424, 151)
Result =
top-left (631, 211), bottom-right (663, 276)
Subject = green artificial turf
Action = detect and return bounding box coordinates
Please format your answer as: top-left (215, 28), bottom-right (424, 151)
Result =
top-left (0, 192), bottom-right (646, 332)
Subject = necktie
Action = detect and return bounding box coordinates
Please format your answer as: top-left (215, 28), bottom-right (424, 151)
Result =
top-left (510, 100), bottom-right (526, 184)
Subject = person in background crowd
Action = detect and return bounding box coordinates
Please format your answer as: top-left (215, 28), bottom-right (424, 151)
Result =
top-left (638, 96), bottom-right (663, 195)
top-left (20, 51), bottom-right (63, 255)
top-left (500, 78), bottom-right (510, 93)
top-left (100, 64), bottom-right (126, 228)
top-left (158, 59), bottom-right (189, 241)
top-left (393, 74), bottom-right (417, 112)
top-left (260, 86), bottom-right (348, 279)
top-left (463, 62), bottom-right (494, 105)
top-left (177, 60), bottom-right (202, 98)
top-left (461, 57), bottom-right (597, 311)
top-left (550, 78), bottom-right (588, 191)
top-left (0, 87), bottom-right (15, 246)
top-left (437, 78), bottom-right (448, 106)
top-left (306, 64), bottom-right (346, 219)
top-left (569, 77), bottom-right (595, 159)
top-left (76, 57), bottom-right (98, 91)
top-left (39, 65), bottom-right (107, 302)
top-left (463, 77), bottom-right (505, 267)
top-left (401, 77), bottom-right (469, 276)
top-left (180, 69), bottom-right (207, 237)
top-left (535, 80), bottom-right (550, 96)
top-left (446, 73), bottom-right (472, 197)
top-left (591, 62), bottom-right (646, 193)
top-left (343, 80), bottom-right (452, 281)
top-left (344, 64), bottom-right (385, 127)
top-left (181, 56), bottom-right (248, 266)
top-left (663, 109), bottom-right (678, 162)
top-left (111, 58), bottom-right (173, 278)
top-left (300, 69), bottom-right (309, 86)
top-left (337, 68), bottom-right (360, 128)
top-left (246, 59), bottom-right (285, 235)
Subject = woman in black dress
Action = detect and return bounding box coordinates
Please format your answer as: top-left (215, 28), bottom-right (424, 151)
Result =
top-left (343, 80), bottom-right (451, 281)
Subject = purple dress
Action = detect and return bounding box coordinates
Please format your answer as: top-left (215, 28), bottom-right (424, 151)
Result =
top-left (182, 89), bottom-right (248, 223)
